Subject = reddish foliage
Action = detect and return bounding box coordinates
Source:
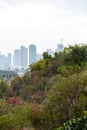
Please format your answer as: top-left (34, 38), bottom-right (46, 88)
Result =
top-left (7, 96), bottom-right (23, 105)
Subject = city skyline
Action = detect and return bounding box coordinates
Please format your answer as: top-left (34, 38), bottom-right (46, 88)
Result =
top-left (0, 43), bottom-right (62, 56)
top-left (0, 0), bottom-right (87, 55)
top-left (0, 43), bottom-right (64, 70)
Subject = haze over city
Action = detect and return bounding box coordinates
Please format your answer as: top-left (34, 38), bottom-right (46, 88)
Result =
top-left (0, 0), bottom-right (87, 55)
top-left (0, 1), bottom-right (87, 129)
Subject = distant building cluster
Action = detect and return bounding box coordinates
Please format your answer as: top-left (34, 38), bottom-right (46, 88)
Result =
top-left (0, 53), bottom-right (11, 70)
top-left (0, 43), bottom-right (64, 73)
top-left (13, 46), bottom-right (28, 69)
top-left (13, 44), bottom-right (37, 71)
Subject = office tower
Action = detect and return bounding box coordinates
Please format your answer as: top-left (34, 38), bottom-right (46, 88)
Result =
top-left (13, 49), bottom-right (20, 67)
top-left (7, 53), bottom-right (12, 70)
top-left (0, 54), bottom-right (6, 70)
top-left (0, 53), bottom-right (12, 70)
top-left (56, 44), bottom-right (64, 52)
top-left (20, 46), bottom-right (28, 68)
top-left (29, 44), bottom-right (36, 65)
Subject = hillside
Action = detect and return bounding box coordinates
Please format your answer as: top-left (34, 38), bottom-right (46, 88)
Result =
top-left (0, 44), bottom-right (87, 130)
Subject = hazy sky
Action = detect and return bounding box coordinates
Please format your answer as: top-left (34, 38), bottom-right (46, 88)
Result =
top-left (0, 0), bottom-right (87, 55)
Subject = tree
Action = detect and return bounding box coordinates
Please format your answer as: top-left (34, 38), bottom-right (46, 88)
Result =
top-left (11, 76), bottom-right (23, 96)
top-left (43, 52), bottom-right (52, 60)
top-left (0, 78), bottom-right (9, 98)
top-left (63, 44), bottom-right (87, 67)
top-left (0, 102), bottom-right (32, 130)
top-left (70, 44), bottom-right (87, 66)
top-left (42, 71), bottom-right (87, 129)
top-left (57, 112), bottom-right (87, 130)
top-left (22, 85), bottom-right (37, 102)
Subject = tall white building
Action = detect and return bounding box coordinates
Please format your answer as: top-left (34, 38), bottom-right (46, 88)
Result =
top-left (0, 54), bottom-right (7, 70)
top-left (13, 46), bottom-right (28, 69)
top-left (7, 53), bottom-right (12, 70)
top-left (20, 46), bottom-right (28, 68)
top-left (13, 49), bottom-right (20, 68)
top-left (0, 53), bottom-right (12, 70)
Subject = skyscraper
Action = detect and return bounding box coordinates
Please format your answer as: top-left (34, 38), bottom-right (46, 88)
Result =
top-left (29, 44), bottom-right (36, 65)
top-left (0, 54), bottom-right (6, 70)
top-left (7, 53), bottom-right (12, 70)
top-left (20, 46), bottom-right (28, 68)
top-left (0, 53), bottom-right (12, 70)
top-left (13, 49), bottom-right (20, 67)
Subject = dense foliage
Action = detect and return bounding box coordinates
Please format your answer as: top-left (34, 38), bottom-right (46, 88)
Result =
top-left (1, 44), bottom-right (87, 130)
top-left (57, 112), bottom-right (87, 130)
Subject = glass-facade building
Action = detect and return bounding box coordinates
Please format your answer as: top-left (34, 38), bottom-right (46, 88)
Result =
top-left (29, 44), bottom-right (36, 65)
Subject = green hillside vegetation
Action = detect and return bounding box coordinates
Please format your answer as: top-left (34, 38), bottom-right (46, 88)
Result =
top-left (1, 44), bottom-right (87, 130)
